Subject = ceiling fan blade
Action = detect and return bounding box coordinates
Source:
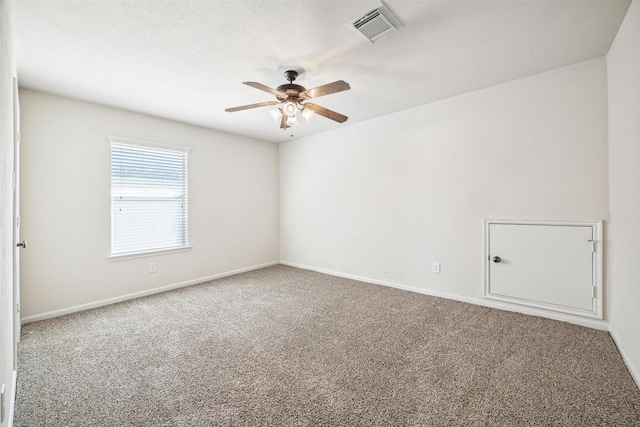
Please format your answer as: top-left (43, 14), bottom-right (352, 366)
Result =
top-left (243, 82), bottom-right (287, 99)
top-left (225, 101), bottom-right (279, 112)
top-left (299, 80), bottom-right (350, 100)
top-left (279, 109), bottom-right (288, 129)
top-left (303, 103), bottom-right (348, 123)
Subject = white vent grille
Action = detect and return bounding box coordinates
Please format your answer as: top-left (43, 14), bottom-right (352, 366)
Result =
top-left (352, 3), bottom-right (403, 43)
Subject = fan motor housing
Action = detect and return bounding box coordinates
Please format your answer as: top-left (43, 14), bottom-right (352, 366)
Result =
top-left (276, 83), bottom-right (306, 100)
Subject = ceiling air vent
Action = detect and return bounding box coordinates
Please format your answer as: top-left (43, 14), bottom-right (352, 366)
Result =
top-left (352, 2), bottom-right (403, 43)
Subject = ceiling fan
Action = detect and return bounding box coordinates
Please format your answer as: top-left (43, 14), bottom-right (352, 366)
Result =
top-left (225, 70), bottom-right (350, 130)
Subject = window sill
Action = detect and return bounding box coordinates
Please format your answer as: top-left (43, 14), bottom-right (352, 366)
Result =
top-left (108, 246), bottom-right (192, 262)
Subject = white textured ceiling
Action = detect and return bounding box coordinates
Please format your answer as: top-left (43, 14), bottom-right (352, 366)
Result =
top-left (12, 0), bottom-right (631, 143)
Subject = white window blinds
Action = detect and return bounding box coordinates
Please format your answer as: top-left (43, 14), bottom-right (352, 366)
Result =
top-left (110, 137), bottom-right (189, 256)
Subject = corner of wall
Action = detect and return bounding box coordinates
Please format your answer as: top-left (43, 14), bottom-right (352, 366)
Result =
top-left (606, 0), bottom-right (640, 392)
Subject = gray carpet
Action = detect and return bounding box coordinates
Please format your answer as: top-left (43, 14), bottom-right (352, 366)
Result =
top-left (15, 265), bottom-right (640, 426)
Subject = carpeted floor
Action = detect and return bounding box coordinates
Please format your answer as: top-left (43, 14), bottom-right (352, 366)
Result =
top-left (15, 265), bottom-right (640, 426)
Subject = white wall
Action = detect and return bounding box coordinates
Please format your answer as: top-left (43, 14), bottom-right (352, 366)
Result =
top-left (280, 58), bottom-right (609, 322)
top-left (607, 0), bottom-right (640, 386)
top-left (0, 0), bottom-right (15, 425)
top-left (19, 89), bottom-right (279, 319)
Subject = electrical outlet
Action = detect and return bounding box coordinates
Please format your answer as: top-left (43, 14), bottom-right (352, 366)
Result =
top-left (149, 262), bottom-right (157, 273)
top-left (432, 262), bottom-right (441, 274)
top-left (291, 243), bottom-right (296, 252)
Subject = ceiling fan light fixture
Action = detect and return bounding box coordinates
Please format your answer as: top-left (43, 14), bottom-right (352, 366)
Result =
top-left (301, 107), bottom-right (315, 122)
top-left (283, 101), bottom-right (298, 117)
top-left (286, 115), bottom-right (299, 127)
top-left (269, 108), bottom-right (282, 122)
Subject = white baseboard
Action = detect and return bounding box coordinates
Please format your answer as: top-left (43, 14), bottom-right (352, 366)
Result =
top-left (19, 259), bottom-right (635, 395)
top-left (280, 260), bottom-right (608, 331)
top-left (21, 261), bottom-right (279, 324)
top-left (609, 326), bottom-right (640, 390)
top-left (8, 369), bottom-right (16, 427)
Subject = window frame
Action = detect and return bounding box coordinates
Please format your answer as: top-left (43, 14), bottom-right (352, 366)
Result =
top-left (108, 135), bottom-right (191, 261)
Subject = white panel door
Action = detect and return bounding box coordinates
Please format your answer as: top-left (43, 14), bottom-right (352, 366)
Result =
top-left (485, 220), bottom-right (602, 318)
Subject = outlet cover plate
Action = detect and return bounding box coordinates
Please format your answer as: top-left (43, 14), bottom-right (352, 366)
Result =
top-left (432, 262), bottom-right (441, 274)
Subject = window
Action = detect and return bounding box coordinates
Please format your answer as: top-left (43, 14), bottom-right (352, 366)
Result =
top-left (110, 136), bottom-right (190, 258)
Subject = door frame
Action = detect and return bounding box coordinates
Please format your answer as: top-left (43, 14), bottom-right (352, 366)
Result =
top-left (483, 219), bottom-right (603, 319)
top-left (12, 77), bottom-right (21, 368)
